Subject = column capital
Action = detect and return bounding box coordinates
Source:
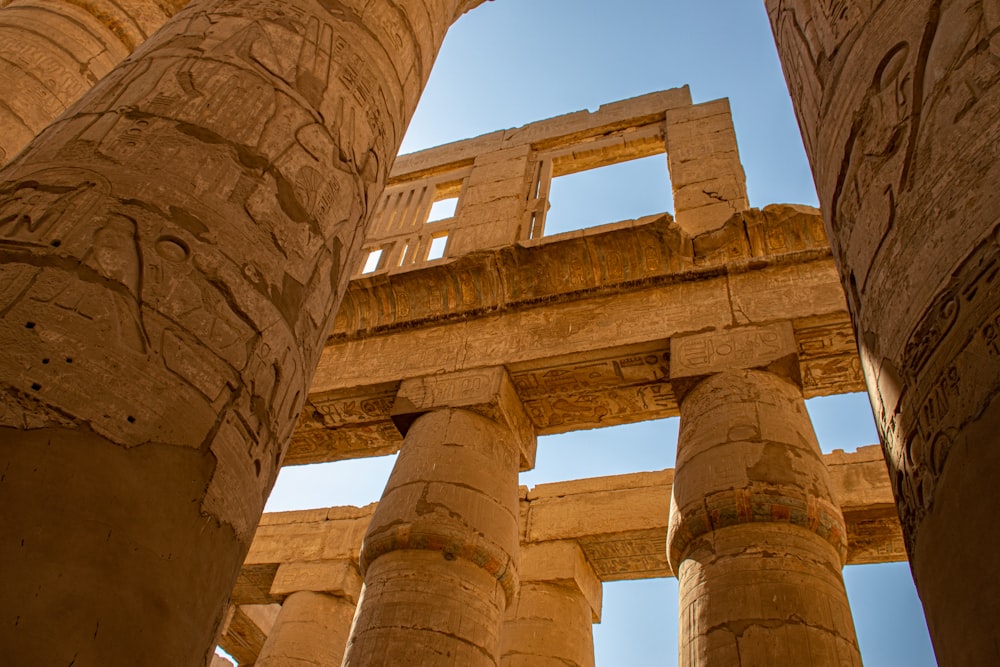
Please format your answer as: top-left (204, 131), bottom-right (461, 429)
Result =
top-left (392, 366), bottom-right (537, 469)
top-left (270, 560), bottom-right (363, 604)
top-left (670, 321), bottom-right (800, 401)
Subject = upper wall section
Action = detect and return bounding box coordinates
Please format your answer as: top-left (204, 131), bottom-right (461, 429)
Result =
top-left (354, 87), bottom-right (749, 276)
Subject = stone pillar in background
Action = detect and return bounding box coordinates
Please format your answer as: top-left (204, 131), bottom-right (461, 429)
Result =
top-left (344, 368), bottom-right (534, 667)
top-left (0, 0), bottom-right (486, 664)
top-left (255, 560), bottom-right (362, 667)
top-left (765, 3), bottom-right (1000, 662)
top-left (0, 0), bottom-right (187, 164)
top-left (500, 541), bottom-right (602, 667)
top-left (667, 325), bottom-right (862, 666)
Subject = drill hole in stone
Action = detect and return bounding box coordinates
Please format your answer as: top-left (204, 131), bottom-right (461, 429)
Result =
top-left (49, 239), bottom-right (61, 248)
top-left (24, 321), bottom-right (35, 329)
top-left (127, 415), bottom-right (136, 424)
top-left (30, 383), bottom-right (41, 391)
top-left (41, 358), bottom-right (49, 364)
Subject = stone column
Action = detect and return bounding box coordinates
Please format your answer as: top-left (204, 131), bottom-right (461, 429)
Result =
top-left (343, 367), bottom-right (535, 666)
top-left (765, 3), bottom-right (1000, 662)
top-left (255, 560), bottom-right (362, 667)
top-left (500, 541), bottom-right (602, 667)
top-left (0, 0), bottom-right (486, 664)
top-left (667, 324), bottom-right (862, 666)
top-left (0, 0), bottom-right (187, 164)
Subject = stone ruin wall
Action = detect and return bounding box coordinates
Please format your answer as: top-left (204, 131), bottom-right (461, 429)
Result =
top-left (215, 91), bottom-right (904, 666)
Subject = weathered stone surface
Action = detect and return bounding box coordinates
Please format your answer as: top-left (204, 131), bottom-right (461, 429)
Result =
top-left (668, 370), bottom-right (861, 666)
top-left (347, 405), bottom-right (522, 666)
top-left (0, 0), bottom-right (187, 164)
top-left (255, 590), bottom-right (357, 667)
top-left (0, 0), bottom-right (474, 662)
top-left (236, 450), bottom-right (901, 599)
top-left (501, 542), bottom-right (600, 667)
top-left (218, 603), bottom-right (280, 666)
top-left (768, 3), bottom-right (1000, 661)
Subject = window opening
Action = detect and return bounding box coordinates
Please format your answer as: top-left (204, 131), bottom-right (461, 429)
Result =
top-left (426, 196), bottom-right (458, 222)
top-left (361, 248), bottom-right (383, 274)
top-left (543, 154), bottom-right (673, 236)
top-left (427, 233), bottom-right (448, 260)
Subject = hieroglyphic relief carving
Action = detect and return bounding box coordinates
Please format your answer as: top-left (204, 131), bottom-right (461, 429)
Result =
top-left (0, 4), bottom-right (470, 663)
top-left (769, 0), bottom-right (1000, 552)
top-left (0, 0), bottom-right (189, 163)
top-left (768, 5), bottom-right (1000, 657)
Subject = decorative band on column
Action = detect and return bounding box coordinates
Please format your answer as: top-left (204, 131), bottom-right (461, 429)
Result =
top-left (360, 523), bottom-right (518, 603)
top-left (668, 487), bottom-right (848, 568)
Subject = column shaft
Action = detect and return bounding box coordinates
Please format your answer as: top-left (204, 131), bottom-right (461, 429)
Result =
top-left (255, 591), bottom-right (356, 667)
top-left (668, 370), bottom-right (861, 667)
top-left (501, 580), bottom-right (595, 667)
top-left (344, 407), bottom-right (521, 666)
top-left (0, 0), bottom-right (475, 664)
top-left (765, 3), bottom-right (1000, 662)
top-left (0, 0), bottom-right (186, 163)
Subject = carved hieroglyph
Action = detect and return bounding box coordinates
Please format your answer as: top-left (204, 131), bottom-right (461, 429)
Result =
top-left (0, 0), bottom-right (188, 164)
top-left (0, 0), bottom-right (483, 664)
top-left (767, 1), bottom-right (1000, 662)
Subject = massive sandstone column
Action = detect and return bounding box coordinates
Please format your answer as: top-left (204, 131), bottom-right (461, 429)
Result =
top-left (344, 368), bottom-right (533, 666)
top-left (0, 0), bottom-right (187, 164)
top-left (500, 541), bottom-right (602, 667)
top-left (766, 2), bottom-right (1000, 662)
top-left (667, 325), bottom-right (862, 666)
top-left (0, 0), bottom-right (484, 664)
top-left (254, 559), bottom-right (362, 666)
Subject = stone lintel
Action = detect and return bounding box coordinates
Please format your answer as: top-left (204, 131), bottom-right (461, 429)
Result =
top-left (670, 322), bottom-right (800, 399)
top-left (520, 541), bottom-right (603, 622)
top-left (270, 560), bottom-right (363, 603)
top-left (391, 367), bottom-right (537, 470)
top-left (235, 451), bottom-right (902, 601)
top-left (218, 603), bottom-right (280, 666)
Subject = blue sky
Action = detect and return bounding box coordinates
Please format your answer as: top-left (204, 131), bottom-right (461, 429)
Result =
top-left (265, 2), bottom-right (936, 665)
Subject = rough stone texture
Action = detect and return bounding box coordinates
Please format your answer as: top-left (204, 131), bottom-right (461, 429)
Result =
top-left (500, 541), bottom-right (600, 667)
top-left (225, 448), bottom-right (898, 665)
top-left (255, 590), bottom-right (357, 667)
top-left (293, 202), bottom-right (862, 464)
top-left (0, 0), bottom-right (187, 164)
top-left (0, 0), bottom-right (477, 663)
top-left (345, 405), bottom-right (521, 666)
top-left (668, 370), bottom-right (861, 666)
top-left (767, 2), bottom-right (1000, 662)
top-left (218, 603), bottom-right (280, 666)
top-left (666, 98), bottom-right (750, 235)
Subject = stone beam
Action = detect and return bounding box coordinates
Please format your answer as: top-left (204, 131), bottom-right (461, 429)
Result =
top-left (387, 88), bottom-right (693, 182)
top-left (236, 447), bottom-right (904, 603)
top-left (288, 206), bottom-right (862, 465)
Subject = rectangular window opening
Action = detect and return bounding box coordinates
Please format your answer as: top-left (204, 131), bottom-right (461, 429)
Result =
top-left (361, 248), bottom-right (383, 274)
top-left (427, 234), bottom-right (448, 260)
top-left (426, 196), bottom-right (458, 223)
top-left (543, 154), bottom-right (673, 237)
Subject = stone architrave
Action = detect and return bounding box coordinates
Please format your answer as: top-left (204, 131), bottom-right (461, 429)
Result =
top-left (766, 2), bottom-right (1000, 662)
top-left (344, 368), bottom-right (529, 666)
top-left (0, 0), bottom-right (187, 164)
top-left (0, 0), bottom-right (486, 664)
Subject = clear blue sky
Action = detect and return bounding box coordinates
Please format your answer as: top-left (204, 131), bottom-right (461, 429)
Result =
top-left (265, 2), bottom-right (936, 665)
